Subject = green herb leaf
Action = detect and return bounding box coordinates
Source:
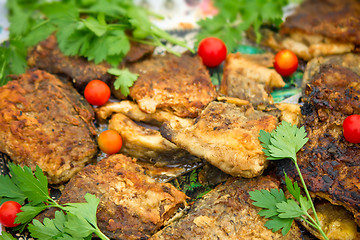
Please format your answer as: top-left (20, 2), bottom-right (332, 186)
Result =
top-left (249, 188), bottom-right (286, 218)
top-left (8, 163), bottom-right (49, 205)
top-left (0, 175), bottom-right (27, 204)
top-left (259, 121), bottom-right (308, 162)
top-left (0, 231), bottom-right (18, 240)
top-left (264, 216), bottom-right (294, 236)
top-left (284, 173), bottom-right (301, 201)
top-left (15, 205), bottom-right (48, 225)
top-left (109, 68), bottom-right (139, 96)
top-left (276, 199), bottom-right (304, 218)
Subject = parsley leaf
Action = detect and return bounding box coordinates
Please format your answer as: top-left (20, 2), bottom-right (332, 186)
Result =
top-left (196, 0), bottom-right (301, 51)
top-left (249, 188), bottom-right (286, 218)
top-left (0, 175), bottom-right (26, 204)
top-left (109, 68), bottom-right (139, 96)
top-left (249, 121), bottom-right (329, 239)
top-left (259, 121), bottom-right (308, 162)
top-left (0, 231), bottom-right (18, 240)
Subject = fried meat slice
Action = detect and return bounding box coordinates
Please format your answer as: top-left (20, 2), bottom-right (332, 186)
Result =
top-left (27, 35), bottom-right (154, 91)
top-left (160, 101), bottom-right (278, 178)
top-left (52, 154), bottom-right (187, 240)
top-left (277, 54), bottom-right (360, 226)
top-left (151, 176), bottom-right (303, 240)
top-left (108, 113), bottom-right (195, 165)
top-left (95, 100), bottom-right (193, 128)
top-left (125, 52), bottom-right (217, 118)
top-left (220, 53), bottom-right (285, 105)
top-left (251, 0), bottom-right (359, 61)
top-left (281, 0), bottom-right (360, 47)
top-left (0, 70), bottom-right (98, 184)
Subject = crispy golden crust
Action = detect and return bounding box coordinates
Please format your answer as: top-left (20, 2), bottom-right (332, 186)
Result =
top-left (220, 53), bottom-right (284, 105)
top-left (281, 0), bottom-right (360, 45)
top-left (108, 113), bottom-right (192, 165)
top-left (127, 52), bottom-right (217, 118)
top-left (57, 154), bottom-right (187, 240)
top-left (27, 35), bottom-right (154, 91)
top-left (160, 101), bottom-right (278, 178)
top-left (151, 176), bottom-right (303, 240)
top-left (278, 56), bottom-right (360, 226)
top-left (0, 70), bottom-right (98, 184)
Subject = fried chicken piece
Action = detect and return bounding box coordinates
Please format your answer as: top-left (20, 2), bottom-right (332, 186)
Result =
top-left (0, 70), bottom-right (98, 184)
top-left (220, 53), bottom-right (285, 105)
top-left (161, 101), bottom-right (278, 178)
top-left (43, 154), bottom-right (187, 240)
top-left (276, 54), bottom-right (360, 226)
top-left (108, 113), bottom-right (196, 165)
top-left (151, 176), bottom-right (303, 240)
top-left (251, 0), bottom-right (359, 60)
top-left (281, 0), bottom-right (360, 46)
top-left (95, 100), bottom-right (193, 128)
top-left (27, 35), bottom-right (154, 91)
top-left (125, 52), bottom-right (217, 118)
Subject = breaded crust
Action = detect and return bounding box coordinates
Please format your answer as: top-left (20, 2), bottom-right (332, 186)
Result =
top-left (151, 176), bottom-right (303, 240)
top-left (220, 53), bottom-right (284, 105)
top-left (281, 0), bottom-right (360, 45)
top-left (126, 52), bottom-right (217, 118)
top-left (160, 101), bottom-right (278, 178)
top-left (54, 154), bottom-right (187, 240)
top-left (278, 55), bottom-right (360, 226)
top-left (0, 70), bottom-right (98, 184)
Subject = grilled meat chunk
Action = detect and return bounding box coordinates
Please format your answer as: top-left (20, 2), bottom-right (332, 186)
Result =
top-left (252, 0), bottom-right (359, 60)
top-left (126, 52), bottom-right (217, 118)
top-left (96, 100), bottom-right (193, 128)
top-left (278, 54), bottom-right (360, 226)
top-left (161, 101), bottom-right (278, 178)
top-left (47, 154), bottom-right (187, 240)
top-left (27, 35), bottom-right (154, 91)
top-left (220, 53), bottom-right (285, 105)
top-left (151, 176), bottom-right (303, 240)
top-left (0, 70), bottom-right (98, 184)
top-left (281, 0), bottom-right (360, 47)
top-left (108, 112), bottom-right (196, 165)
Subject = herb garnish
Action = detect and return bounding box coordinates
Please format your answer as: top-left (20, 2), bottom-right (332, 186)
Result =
top-left (196, 0), bottom-right (302, 52)
top-left (0, 0), bottom-right (193, 88)
top-left (249, 121), bottom-right (329, 240)
top-left (0, 163), bottom-right (109, 240)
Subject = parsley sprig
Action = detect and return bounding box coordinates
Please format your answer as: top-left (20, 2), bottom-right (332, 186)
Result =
top-left (0, 0), bottom-right (193, 88)
top-left (0, 163), bottom-right (109, 240)
top-left (196, 0), bottom-right (302, 51)
top-left (249, 121), bottom-right (329, 240)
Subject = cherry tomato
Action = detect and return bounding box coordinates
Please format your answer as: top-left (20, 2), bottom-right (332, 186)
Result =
top-left (98, 130), bottom-right (123, 155)
top-left (0, 201), bottom-right (22, 228)
top-left (84, 80), bottom-right (111, 106)
top-left (343, 115), bottom-right (360, 143)
top-left (274, 49), bottom-right (298, 77)
top-left (198, 37), bottom-right (227, 67)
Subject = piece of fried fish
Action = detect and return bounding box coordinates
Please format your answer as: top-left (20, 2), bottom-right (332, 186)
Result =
top-left (0, 70), bottom-right (98, 184)
top-left (161, 101), bottom-right (278, 178)
top-left (41, 154), bottom-right (187, 240)
top-left (151, 176), bottom-right (303, 240)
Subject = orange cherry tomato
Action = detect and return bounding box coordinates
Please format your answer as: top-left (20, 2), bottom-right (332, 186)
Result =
top-left (84, 80), bottom-right (111, 106)
top-left (97, 130), bottom-right (123, 155)
top-left (274, 49), bottom-right (298, 77)
top-left (0, 201), bottom-right (22, 228)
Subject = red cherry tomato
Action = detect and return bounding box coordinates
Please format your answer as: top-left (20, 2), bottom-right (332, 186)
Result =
top-left (274, 49), bottom-right (298, 77)
top-left (0, 201), bottom-right (22, 228)
top-left (84, 80), bottom-right (111, 106)
top-left (98, 130), bottom-right (123, 155)
top-left (198, 37), bottom-right (227, 67)
top-left (343, 115), bottom-right (360, 143)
